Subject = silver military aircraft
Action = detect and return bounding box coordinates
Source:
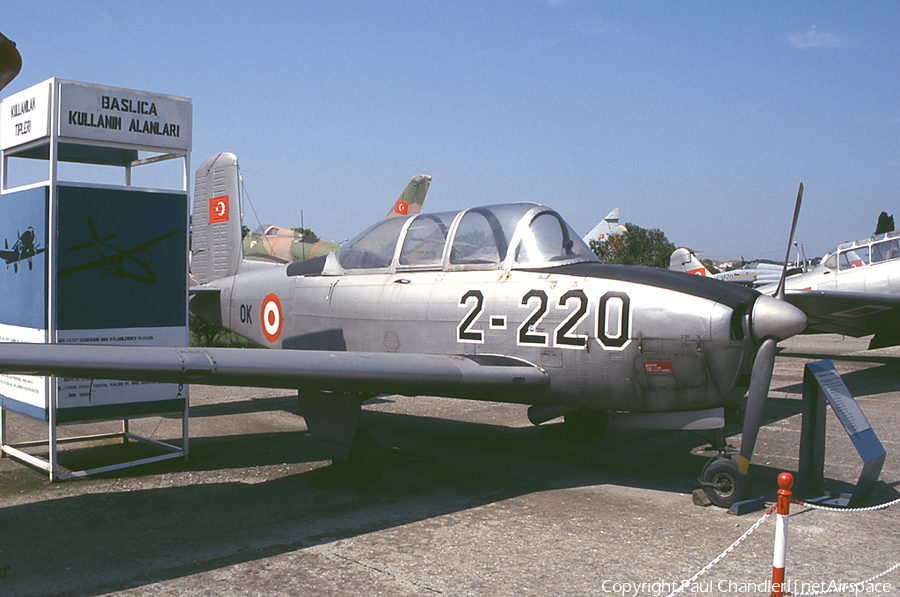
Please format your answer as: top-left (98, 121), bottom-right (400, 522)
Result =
top-left (756, 229), bottom-right (900, 349)
top-left (669, 248), bottom-right (790, 287)
top-left (672, 207), bottom-right (900, 349)
top-left (582, 208), bottom-right (626, 244)
top-left (0, 158), bottom-right (808, 507)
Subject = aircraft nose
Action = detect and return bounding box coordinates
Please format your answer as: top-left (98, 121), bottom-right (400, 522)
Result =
top-left (749, 294), bottom-right (807, 343)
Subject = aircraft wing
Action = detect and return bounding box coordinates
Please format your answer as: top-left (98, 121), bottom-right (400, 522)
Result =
top-left (0, 343), bottom-right (549, 399)
top-left (783, 289), bottom-right (900, 348)
top-left (0, 248), bottom-right (17, 263)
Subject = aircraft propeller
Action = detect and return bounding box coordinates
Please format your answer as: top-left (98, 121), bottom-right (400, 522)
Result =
top-left (739, 183), bottom-right (805, 477)
top-left (702, 184), bottom-right (806, 506)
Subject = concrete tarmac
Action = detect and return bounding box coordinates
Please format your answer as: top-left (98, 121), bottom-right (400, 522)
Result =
top-left (0, 334), bottom-right (898, 596)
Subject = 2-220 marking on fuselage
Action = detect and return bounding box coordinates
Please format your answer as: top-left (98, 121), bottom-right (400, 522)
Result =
top-left (458, 288), bottom-right (631, 350)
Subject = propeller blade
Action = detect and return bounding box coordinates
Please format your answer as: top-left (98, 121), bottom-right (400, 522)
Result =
top-left (775, 183), bottom-right (803, 300)
top-left (738, 337), bottom-right (777, 475)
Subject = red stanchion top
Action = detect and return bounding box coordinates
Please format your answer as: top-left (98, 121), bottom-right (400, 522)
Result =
top-left (777, 472), bottom-right (794, 493)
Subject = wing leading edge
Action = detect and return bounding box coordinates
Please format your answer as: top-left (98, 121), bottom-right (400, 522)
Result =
top-left (0, 343), bottom-right (549, 399)
top-left (783, 289), bottom-right (900, 348)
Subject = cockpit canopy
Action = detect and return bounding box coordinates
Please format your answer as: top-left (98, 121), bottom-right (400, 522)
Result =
top-left (331, 202), bottom-right (598, 273)
top-left (820, 230), bottom-right (900, 271)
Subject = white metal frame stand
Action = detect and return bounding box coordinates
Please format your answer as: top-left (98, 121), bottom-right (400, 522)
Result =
top-left (0, 78), bottom-right (191, 481)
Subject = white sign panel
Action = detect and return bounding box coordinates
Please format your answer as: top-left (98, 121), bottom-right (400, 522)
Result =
top-left (56, 326), bottom-right (186, 412)
top-left (0, 80), bottom-right (52, 150)
top-left (58, 80), bottom-right (191, 151)
top-left (0, 324), bottom-right (47, 414)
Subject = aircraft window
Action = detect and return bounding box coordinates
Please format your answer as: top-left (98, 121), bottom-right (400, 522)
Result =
top-left (399, 214), bottom-right (451, 267)
top-left (449, 209), bottom-right (507, 266)
top-left (839, 247), bottom-right (869, 270)
top-left (823, 253), bottom-right (838, 270)
top-left (266, 226), bottom-right (278, 236)
top-left (871, 239), bottom-right (900, 263)
top-left (514, 212), bottom-right (596, 266)
top-left (336, 217), bottom-right (407, 269)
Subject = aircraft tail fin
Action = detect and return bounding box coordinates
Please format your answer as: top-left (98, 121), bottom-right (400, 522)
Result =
top-left (191, 152), bottom-right (243, 285)
top-left (582, 208), bottom-right (625, 244)
top-left (669, 248), bottom-right (712, 276)
top-left (386, 174), bottom-right (432, 218)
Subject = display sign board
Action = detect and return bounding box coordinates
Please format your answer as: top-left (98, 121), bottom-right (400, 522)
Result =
top-left (1, 77), bottom-right (191, 480)
top-left (798, 360), bottom-right (886, 505)
top-left (57, 80), bottom-right (191, 151)
top-left (1, 78), bottom-right (191, 153)
top-left (0, 80), bottom-right (52, 150)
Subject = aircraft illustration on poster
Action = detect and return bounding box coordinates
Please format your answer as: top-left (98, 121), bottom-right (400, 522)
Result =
top-left (58, 215), bottom-right (179, 283)
top-left (0, 227), bottom-right (45, 273)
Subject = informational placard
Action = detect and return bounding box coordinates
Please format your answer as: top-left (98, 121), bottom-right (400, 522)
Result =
top-left (806, 361), bottom-right (870, 436)
top-left (799, 360), bottom-right (886, 505)
top-left (0, 79), bottom-right (52, 150)
top-left (57, 80), bottom-right (191, 151)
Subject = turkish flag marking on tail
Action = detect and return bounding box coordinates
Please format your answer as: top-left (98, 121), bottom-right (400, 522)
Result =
top-left (394, 200), bottom-right (409, 215)
top-left (209, 195), bottom-right (229, 224)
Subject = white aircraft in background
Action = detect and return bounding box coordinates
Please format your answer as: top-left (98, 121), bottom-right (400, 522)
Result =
top-left (672, 185), bottom-right (900, 349)
top-left (669, 249), bottom-right (794, 287)
top-left (582, 208), bottom-right (626, 244)
top-left (757, 229), bottom-right (900, 349)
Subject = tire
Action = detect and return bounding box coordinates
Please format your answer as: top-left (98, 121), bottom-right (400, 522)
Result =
top-left (701, 458), bottom-right (751, 508)
top-left (331, 428), bottom-right (384, 490)
top-left (562, 409), bottom-right (609, 440)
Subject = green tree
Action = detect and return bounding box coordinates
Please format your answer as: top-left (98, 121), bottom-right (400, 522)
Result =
top-left (876, 212), bottom-right (895, 234)
top-left (292, 226), bottom-right (319, 240)
top-left (701, 258), bottom-right (721, 274)
top-left (189, 313), bottom-right (261, 348)
top-left (589, 223), bottom-right (675, 269)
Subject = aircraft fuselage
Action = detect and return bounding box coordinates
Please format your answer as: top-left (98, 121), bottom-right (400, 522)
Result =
top-left (211, 260), bottom-right (755, 414)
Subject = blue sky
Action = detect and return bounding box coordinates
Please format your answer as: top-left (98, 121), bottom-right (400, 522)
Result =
top-left (3, 1), bottom-right (899, 260)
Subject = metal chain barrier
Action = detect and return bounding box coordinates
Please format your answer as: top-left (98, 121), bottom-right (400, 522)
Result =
top-left (665, 484), bottom-right (900, 597)
top-left (792, 495), bottom-right (900, 513)
top-left (664, 505), bottom-right (777, 597)
top-left (788, 494), bottom-right (900, 595)
top-left (792, 561), bottom-right (900, 596)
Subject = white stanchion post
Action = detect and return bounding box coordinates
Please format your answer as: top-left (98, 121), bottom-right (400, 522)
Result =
top-left (770, 472), bottom-right (793, 597)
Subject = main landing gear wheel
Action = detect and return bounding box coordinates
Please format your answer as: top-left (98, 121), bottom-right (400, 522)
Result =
top-left (700, 458), bottom-right (750, 508)
top-left (330, 428), bottom-right (384, 490)
top-left (562, 409), bottom-right (609, 440)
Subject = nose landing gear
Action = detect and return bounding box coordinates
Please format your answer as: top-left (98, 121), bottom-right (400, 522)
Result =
top-left (699, 457), bottom-right (750, 508)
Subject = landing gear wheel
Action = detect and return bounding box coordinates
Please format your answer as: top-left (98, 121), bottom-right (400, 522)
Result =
top-left (330, 428), bottom-right (384, 490)
top-left (700, 458), bottom-right (751, 508)
top-left (562, 409), bottom-right (608, 440)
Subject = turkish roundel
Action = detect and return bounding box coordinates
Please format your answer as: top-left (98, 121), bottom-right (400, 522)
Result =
top-left (209, 195), bottom-right (229, 224)
top-left (260, 293), bottom-right (283, 343)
